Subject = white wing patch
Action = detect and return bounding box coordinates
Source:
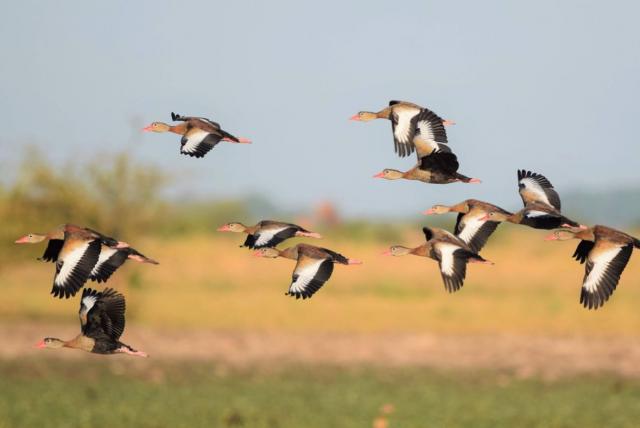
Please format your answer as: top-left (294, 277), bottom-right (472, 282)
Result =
top-left (181, 129), bottom-right (210, 154)
top-left (289, 259), bottom-right (324, 294)
top-left (80, 295), bottom-right (98, 316)
top-left (90, 247), bottom-right (117, 276)
top-left (55, 243), bottom-right (91, 287)
top-left (254, 227), bottom-right (289, 247)
top-left (525, 210), bottom-right (550, 218)
top-left (416, 119), bottom-right (435, 142)
top-left (520, 178), bottom-right (552, 207)
top-left (583, 247), bottom-right (622, 293)
top-left (393, 108), bottom-right (419, 144)
top-left (457, 215), bottom-right (485, 245)
top-left (437, 243), bottom-right (459, 276)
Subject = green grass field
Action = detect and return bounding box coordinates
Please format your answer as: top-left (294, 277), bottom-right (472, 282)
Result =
top-left (3, 229), bottom-right (640, 427)
top-left (2, 359), bottom-right (640, 428)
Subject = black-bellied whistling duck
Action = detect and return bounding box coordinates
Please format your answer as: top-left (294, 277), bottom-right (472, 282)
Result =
top-left (545, 226), bottom-right (640, 309)
top-left (424, 199), bottom-right (511, 253)
top-left (350, 100), bottom-right (454, 158)
top-left (383, 226), bottom-right (492, 292)
top-left (15, 224), bottom-right (157, 297)
top-left (373, 151), bottom-right (480, 184)
top-left (253, 243), bottom-right (362, 299)
top-left (36, 288), bottom-right (147, 357)
top-left (143, 112), bottom-right (251, 158)
top-left (217, 220), bottom-right (322, 249)
top-left (479, 170), bottom-right (583, 230)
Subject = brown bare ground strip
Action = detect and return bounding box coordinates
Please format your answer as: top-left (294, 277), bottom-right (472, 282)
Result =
top-left (5, 322), bottom-right (640, 380)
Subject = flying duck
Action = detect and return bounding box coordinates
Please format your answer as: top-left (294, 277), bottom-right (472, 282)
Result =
top-left (350, 100), bottom-right (454, 158)
top-left (253, 243), bottom-right (362, 299)
top-left (217, 220), bottom-right (322, 249)
top-left (36, 288), bottom-right (147, 357)
top-left (373, 151), bottom-right (480, 184)
top-left (15, 224), bottom-right (157, 298)
top-left (545, 226), bottom-right (640, 309)
top-left (143, 112), bottom-right (251, 158)
top-left (424, 199), bottom-right (511, 253)
top-left (383, 226), bottom-right (492, 292)
top-left (479, 170), bottom-right (583, 230)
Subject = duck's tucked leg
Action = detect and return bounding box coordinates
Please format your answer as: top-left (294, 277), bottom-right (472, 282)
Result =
top-left (442, 119), bottom-right (456, 126)
top-left (115, 345), bottom-right (148, 358)
top-left (295, 231), bottom-right (322, 239)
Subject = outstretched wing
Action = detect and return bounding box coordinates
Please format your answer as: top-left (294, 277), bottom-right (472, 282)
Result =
top-left (40, 239), bottom-right (64, 262)
top-left (455, 213), bottom-right (500, 253)
top-left (52, 239), bottom-right (101, 299)
top-left (517, 170), bottom-right (561, 210)
top-left (82, 287), bottom-right (126, 341)
top-left (172, 112), bottom-right (221, 129)
top-left (286, 256), bottom-right (334, 300)
top-left (434, 243), bottom-right (472, 293)
top-left (247, 226), bottom-right (299, 249)
top-left (580, 243), bottom-right (633, 310)
top-left (180, 128), bottom-right (222, 158)
top-left (390, 104), bottom-right (420, 157)
top-left (572, 240), bottom-right (595, 264)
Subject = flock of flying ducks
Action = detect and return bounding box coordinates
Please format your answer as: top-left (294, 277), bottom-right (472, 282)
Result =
top-left (15, 102), bottom-right (639, 358)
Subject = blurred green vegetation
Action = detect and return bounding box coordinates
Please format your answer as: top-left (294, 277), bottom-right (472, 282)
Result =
top-left (1, 359), bottom-right (640, 428)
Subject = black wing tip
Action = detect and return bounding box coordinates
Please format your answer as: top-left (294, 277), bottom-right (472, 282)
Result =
top-left (171, 112), bottom-right (181, 121)
top-left (580, 290), bottom-right (607, 310)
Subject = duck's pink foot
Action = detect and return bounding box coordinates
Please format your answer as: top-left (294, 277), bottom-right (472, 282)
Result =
top-left (116, 241), bottom-right (130, 249)
top-left (116, 346), bottom-right (148, 358)
top-left (295, 231), bottom-right (322, 239)
top-left (223, 137), bottom-right (252, 144)
top-left (347, 258), bottom-right (363, 265)
top-left (468, 178), bottom-right (481, 184)
top-left (443, 119), bottom-right (456, 126)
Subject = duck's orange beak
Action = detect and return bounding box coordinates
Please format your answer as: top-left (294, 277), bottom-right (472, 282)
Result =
top-left (15, 236), bottom-right (30, 244)
top-left (217, 225), bottom-right (230, 232)
top-left (381, 249), bottom-right (392, 256)
top-left (423, 208), bottom-right (436, 215)
top-left (142, 125), bottom-right (153, 132)
top-left (253, 251), bottom-right (264, 257)
top-left (34, 340), bottom-right (46, 349)
top-left (373, 172), bottom-right (385, 178)
top-left (349, 114), bottom-right (361, 121)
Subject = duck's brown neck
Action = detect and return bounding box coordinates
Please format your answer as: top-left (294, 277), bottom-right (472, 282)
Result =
top-left (448, 202), bottom-right (470, 213)
top-left (375, 107), bottom-right (392, 119)
top-left (169, 123), bottom-right (188, 135)
top-left (65, 335), bottom-right (95, 352)
top-left (279, 247), bottom-right (299, 260)
top-left (404, 168), bottom-right (428, 181)
top-left (507, 211), bottom-right (525, 224)
top-left (410, 245), bottom-right (429, 257)
top-left (245, 224), bottom-right (258, 234)
top-left (575, 228), bottom-right (595, 241)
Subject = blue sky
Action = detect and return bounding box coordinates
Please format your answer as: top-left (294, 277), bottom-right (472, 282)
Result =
top-left (1, 0), bottom-right (639, 217)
